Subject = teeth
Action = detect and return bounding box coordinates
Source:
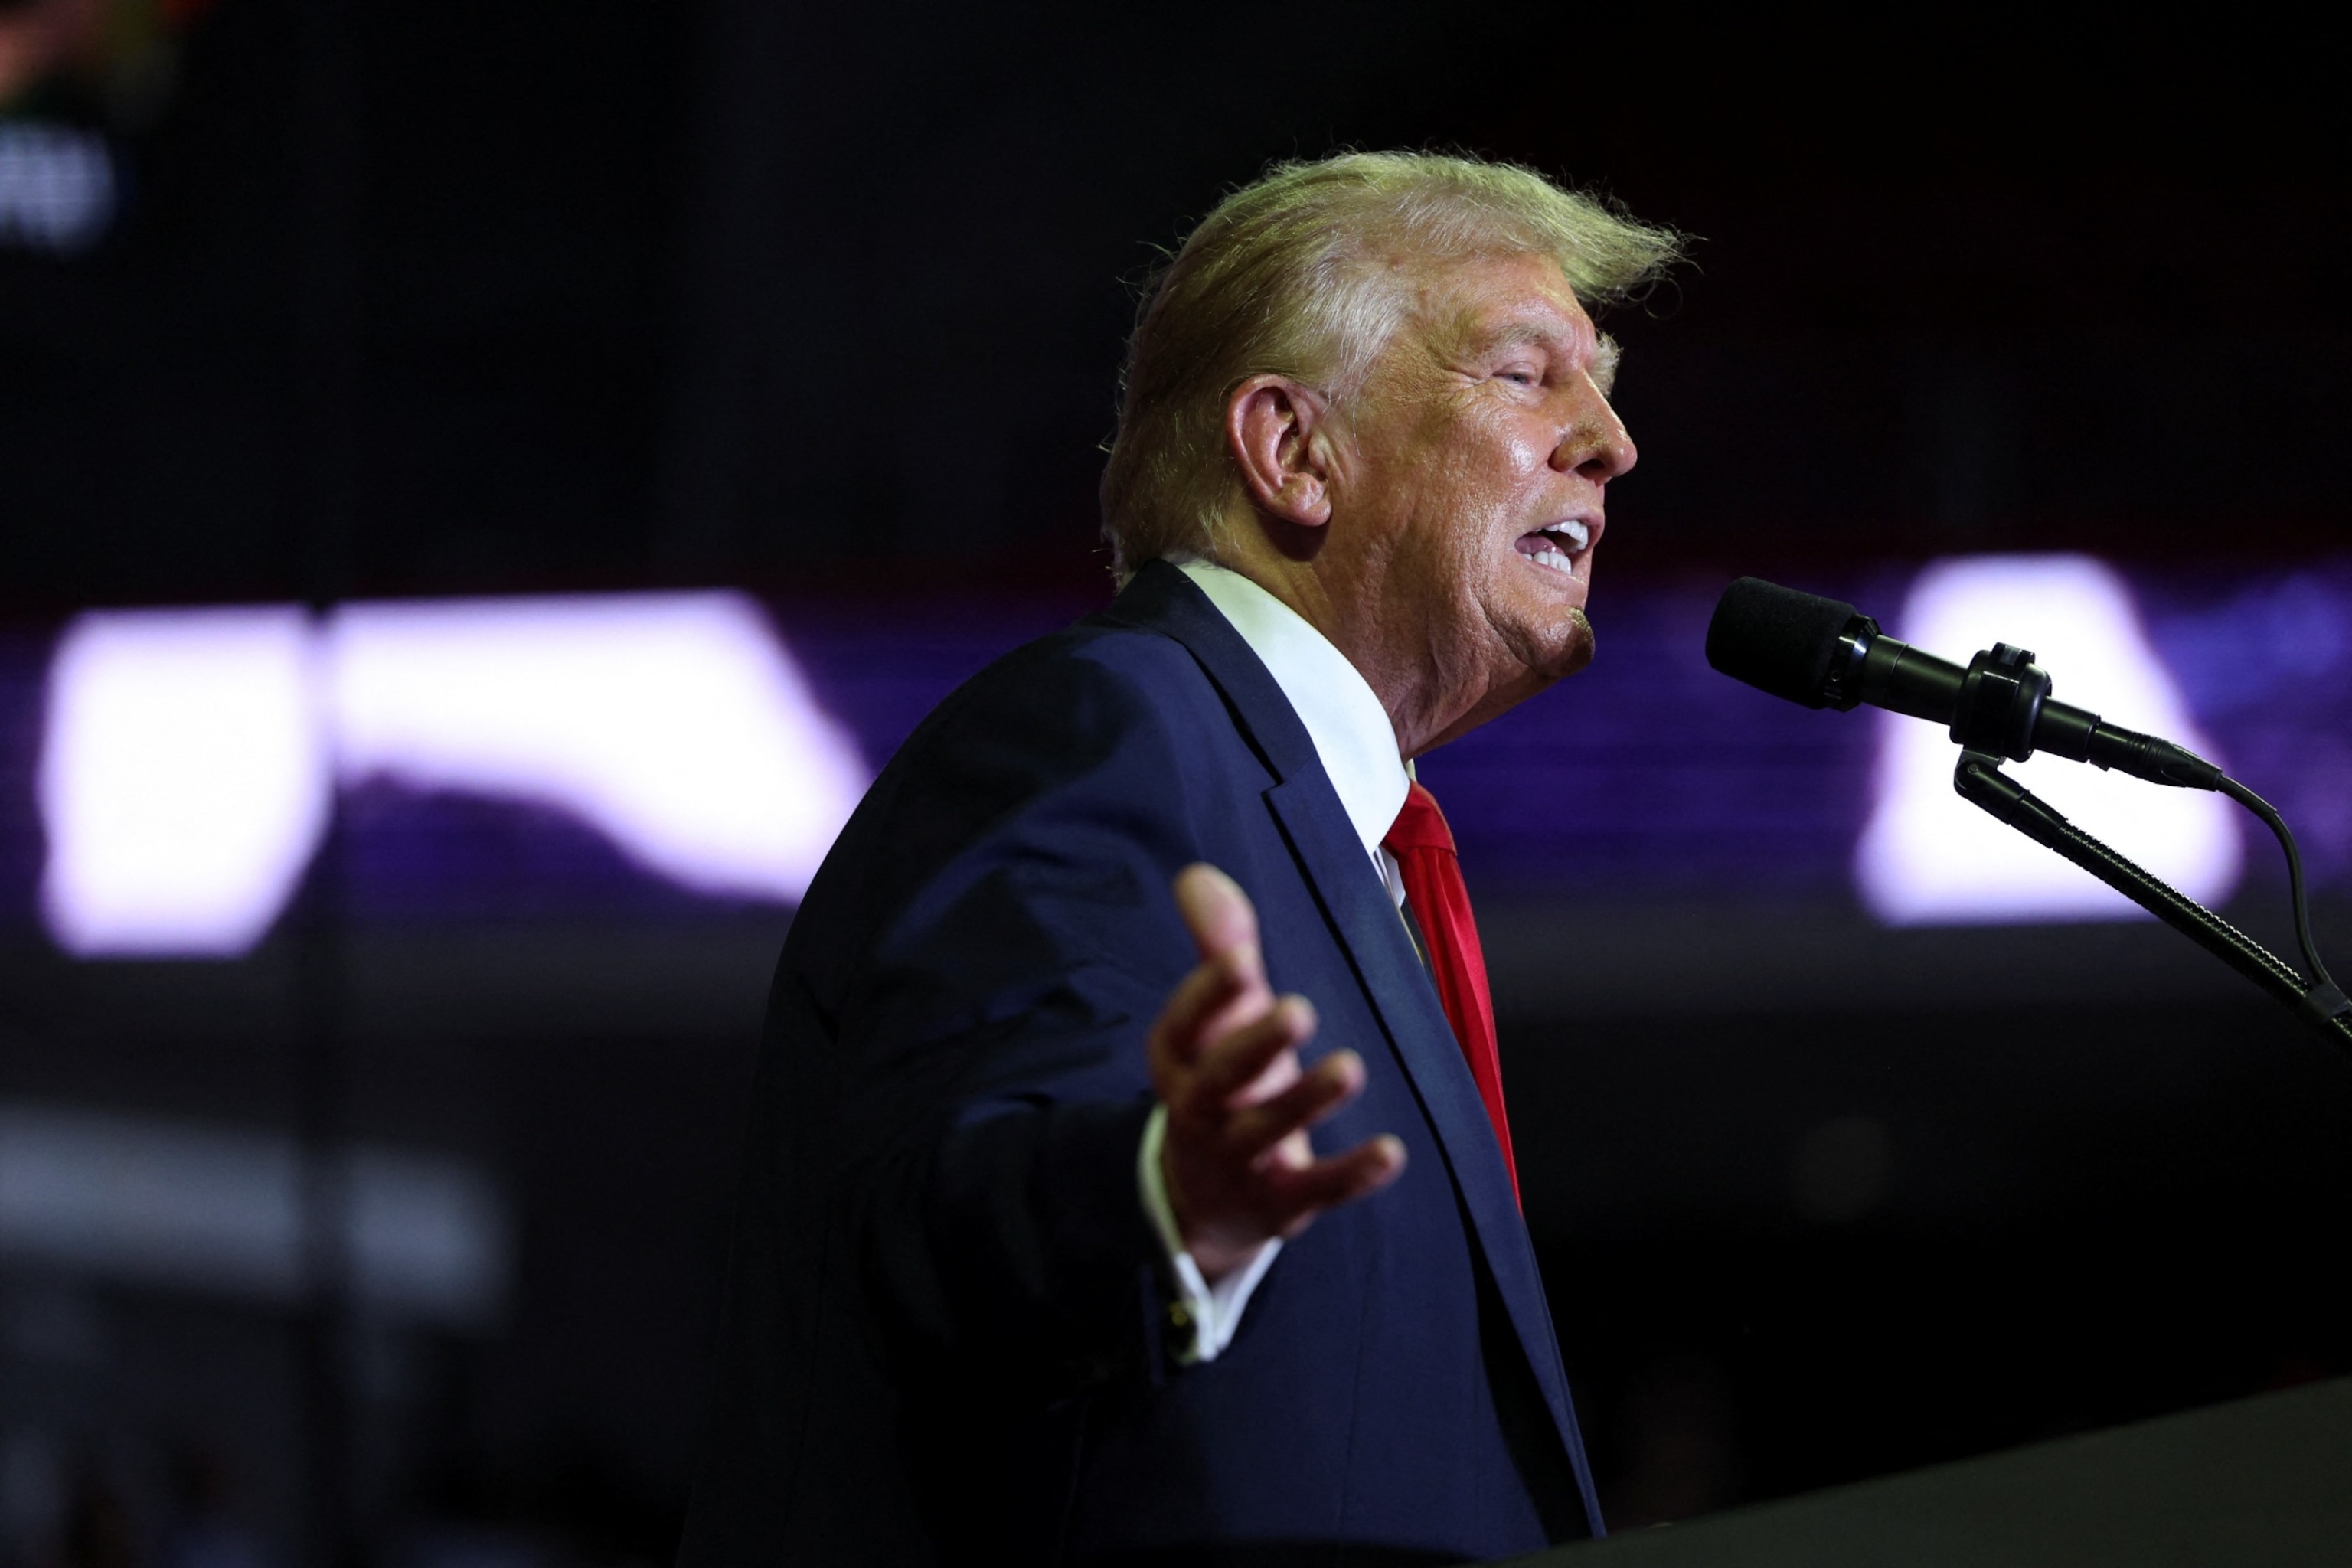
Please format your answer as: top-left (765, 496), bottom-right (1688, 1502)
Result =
top-left (1530, 548), bottom-right (1573, 573)
top-left (1544, 520), bottom-right (1590, 551)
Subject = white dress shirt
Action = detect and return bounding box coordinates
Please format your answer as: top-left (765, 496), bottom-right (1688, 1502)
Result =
top-left (1136, 560), bottom-right (1413, 1362)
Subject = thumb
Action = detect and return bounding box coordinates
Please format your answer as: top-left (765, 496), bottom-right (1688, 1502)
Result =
top-left (1173, 863), bottom-right (1260, 976)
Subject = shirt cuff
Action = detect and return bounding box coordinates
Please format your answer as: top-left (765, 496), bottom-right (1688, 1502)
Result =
top-left (1136, 1102), bottom-right (1280, 1364)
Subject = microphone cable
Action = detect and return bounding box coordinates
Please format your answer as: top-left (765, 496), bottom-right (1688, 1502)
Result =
top-left (2213, 773), bottom-right (2340, 1005)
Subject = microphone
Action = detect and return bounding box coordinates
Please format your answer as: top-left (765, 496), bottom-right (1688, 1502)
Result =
top-left (1704, 577), bottom-right (2223, 790)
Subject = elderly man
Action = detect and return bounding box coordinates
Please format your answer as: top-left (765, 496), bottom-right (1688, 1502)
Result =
top-left (681, 151), bottom-right (1679, 1565)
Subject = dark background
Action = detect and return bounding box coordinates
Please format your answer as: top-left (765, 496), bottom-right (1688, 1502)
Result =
top-left (4, 2), bottom-right (2350, 1563)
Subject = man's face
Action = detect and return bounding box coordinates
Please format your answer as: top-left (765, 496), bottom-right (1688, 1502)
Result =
top-left (1318, 251), bottom-right (1636, 753)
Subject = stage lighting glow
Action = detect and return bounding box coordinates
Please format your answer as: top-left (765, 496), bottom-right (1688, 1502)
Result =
top-left (38, 606), bottom-right (328, 957)
top-left (36, 592), bottom-right (870, 957)
top-left (0, 1102), bottom-right (508, 1325)
top-left (0, 120), bottom-right (116, 254)
top-left (328, 593), bottom-right (867, 905)
top-left (1855, 556), bottom-right (2241, 924)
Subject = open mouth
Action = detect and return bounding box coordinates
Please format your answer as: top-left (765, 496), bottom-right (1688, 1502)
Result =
top-left (1514, 518), bottom-right (1591, 577)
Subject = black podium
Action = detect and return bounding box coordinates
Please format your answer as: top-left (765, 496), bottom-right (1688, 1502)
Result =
top-left (1518, 1377), bottom-right (2352, 1566)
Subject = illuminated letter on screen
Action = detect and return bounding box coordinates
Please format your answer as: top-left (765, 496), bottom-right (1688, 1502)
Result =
top-left (1854, 555), bottom-right (2240, 924)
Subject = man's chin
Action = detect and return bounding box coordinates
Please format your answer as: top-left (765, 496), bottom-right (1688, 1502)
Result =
top-left (1521, 607), bottom-right (1596, 685)
top-left (1553, 608), bottom-right (1596, 678)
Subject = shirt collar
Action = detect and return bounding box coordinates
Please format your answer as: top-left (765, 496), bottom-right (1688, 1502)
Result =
top-left (1176, 560), bottom-right (1410, 861)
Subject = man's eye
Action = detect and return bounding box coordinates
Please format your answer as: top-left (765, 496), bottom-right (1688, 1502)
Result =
top-left (1498, 368), bottom-right (1539, 386)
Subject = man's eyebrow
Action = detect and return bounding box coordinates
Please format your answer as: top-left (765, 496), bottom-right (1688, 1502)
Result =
top-left (1592, 334), bottom-right (1622, 394)
top-left (1482, 320), bottom-right (1573, 353)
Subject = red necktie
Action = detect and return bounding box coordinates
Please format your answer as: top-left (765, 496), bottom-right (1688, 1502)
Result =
top-left (1381, 781), bottom-right (1518, 1206)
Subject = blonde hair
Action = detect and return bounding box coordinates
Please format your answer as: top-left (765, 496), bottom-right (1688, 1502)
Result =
top-left (1099, 151), bottom-right (1683, 577)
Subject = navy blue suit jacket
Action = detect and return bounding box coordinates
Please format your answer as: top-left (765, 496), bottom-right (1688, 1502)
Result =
top-left (678, 562), bottom-right (1601, 1566)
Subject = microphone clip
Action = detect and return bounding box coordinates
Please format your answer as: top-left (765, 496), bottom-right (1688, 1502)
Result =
top-left (1949, 642), bottom-right (2052, 763)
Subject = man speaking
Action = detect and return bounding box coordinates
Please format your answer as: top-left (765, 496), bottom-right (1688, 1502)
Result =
top-left (680, 151), bottom-right (1681, 1565)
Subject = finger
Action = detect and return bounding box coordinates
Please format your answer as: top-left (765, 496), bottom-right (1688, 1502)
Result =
top-left (1168, 1008), bottom-right (1302, 1124)
top-left (1149, 947), bottom-right (1261, 1071)
top-left (1173, 863), bottom-right (1260, 975)
top-left (1187, 995), bottom-right (1317, 1107)
top-left (1263, 1135), bottom-right (1408, 1229)
top-left (1226, 1049), bottom-right (1367, 1160)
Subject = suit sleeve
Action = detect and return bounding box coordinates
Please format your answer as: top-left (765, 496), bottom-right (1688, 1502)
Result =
top-left (782, 638), bottom-right (1232, 1395)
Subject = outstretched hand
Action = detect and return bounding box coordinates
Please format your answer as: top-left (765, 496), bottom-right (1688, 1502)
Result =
top-left (1150, 864), bottom-right (1406, 1281)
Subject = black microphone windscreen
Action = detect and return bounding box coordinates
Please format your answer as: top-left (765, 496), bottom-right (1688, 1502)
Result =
top-left (1705, 577), bottom-right (1861, 709)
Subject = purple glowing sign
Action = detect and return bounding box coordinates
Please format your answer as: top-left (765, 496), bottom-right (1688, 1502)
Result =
top-left (21, 559), bottom-right (2348, 959)
top-left (38, 594), bottom-right (870, 957)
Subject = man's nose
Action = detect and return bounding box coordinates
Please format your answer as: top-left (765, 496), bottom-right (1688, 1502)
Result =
top-left (1554, 393), bottom-right (1636, 483)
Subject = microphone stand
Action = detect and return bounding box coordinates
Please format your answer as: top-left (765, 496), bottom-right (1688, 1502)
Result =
top-left (1953, 750), bottom-right (2352, 1052)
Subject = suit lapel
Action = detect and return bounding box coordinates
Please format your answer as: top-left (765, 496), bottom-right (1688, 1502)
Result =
top-left (1105, 563), bottom-right (1586, 1465)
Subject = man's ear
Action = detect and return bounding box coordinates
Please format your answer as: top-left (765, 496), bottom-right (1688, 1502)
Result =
top-left (1225, 375), bottom-right (1334, 529)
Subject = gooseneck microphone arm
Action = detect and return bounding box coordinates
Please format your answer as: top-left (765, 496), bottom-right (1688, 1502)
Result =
top-left (1707, 576), bottom-right (2350, 1051)
top-left (1953, 750), bottom-right (2352, 1050)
